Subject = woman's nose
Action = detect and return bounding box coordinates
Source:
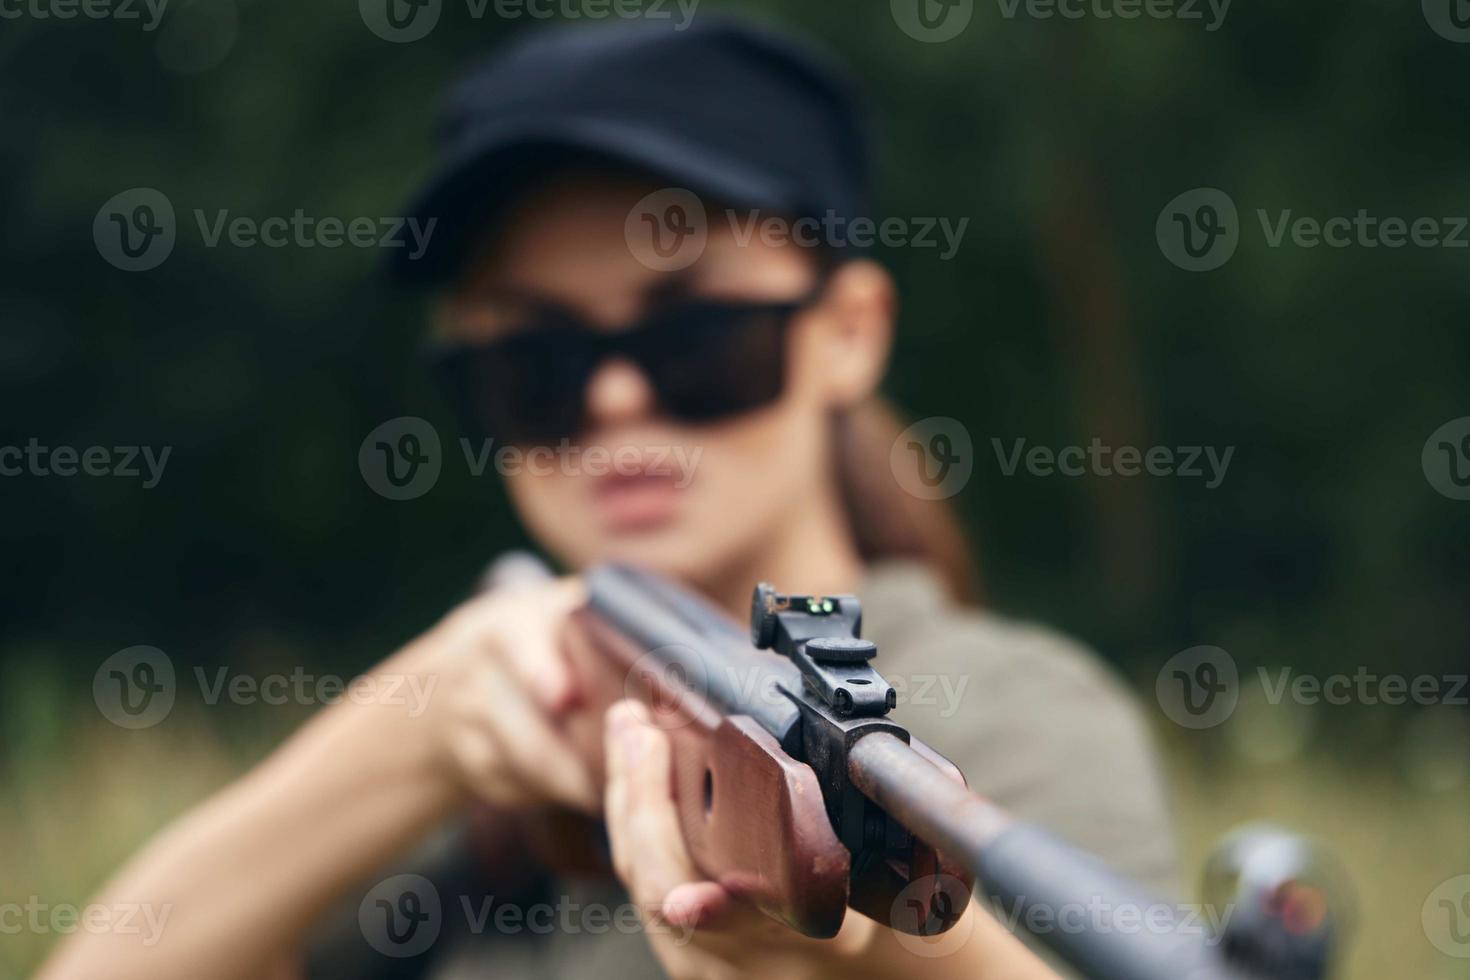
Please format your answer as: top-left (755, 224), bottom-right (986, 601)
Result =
top-left (584, 357), bottom-right (658, 429)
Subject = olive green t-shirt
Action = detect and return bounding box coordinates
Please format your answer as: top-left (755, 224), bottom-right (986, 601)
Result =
top-left (312, 561), bottom-right (1179, 979)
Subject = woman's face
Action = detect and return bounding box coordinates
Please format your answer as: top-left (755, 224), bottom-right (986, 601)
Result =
top-left (436, 170), bottom-right (892, 587)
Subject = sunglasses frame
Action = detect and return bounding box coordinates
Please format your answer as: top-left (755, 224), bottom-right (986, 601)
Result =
top-left (424, 282), bottom-right (829, 445)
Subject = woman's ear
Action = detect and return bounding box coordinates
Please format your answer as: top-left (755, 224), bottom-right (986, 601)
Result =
top-left (805, 259), bottom-right (896, 408)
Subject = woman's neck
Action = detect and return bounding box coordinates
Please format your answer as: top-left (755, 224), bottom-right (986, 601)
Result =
top-left (699, 482), bottom-right (866, 620)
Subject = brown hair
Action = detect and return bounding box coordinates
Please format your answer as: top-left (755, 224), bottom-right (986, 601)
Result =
top-left (834, 398), bottom-right (982, 605)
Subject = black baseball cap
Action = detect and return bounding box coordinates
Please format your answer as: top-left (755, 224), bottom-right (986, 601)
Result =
top-left (389, 16), bottom-right (871, 285)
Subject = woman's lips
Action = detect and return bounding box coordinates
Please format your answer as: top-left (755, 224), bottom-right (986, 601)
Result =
top-left (592, 470), bottom-right (684, 532)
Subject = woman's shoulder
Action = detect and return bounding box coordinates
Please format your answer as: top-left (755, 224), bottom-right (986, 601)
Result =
top-left (861, 561), bottom-right (1134, 698)
top-left (859, 561), bottom-right (1180, 892)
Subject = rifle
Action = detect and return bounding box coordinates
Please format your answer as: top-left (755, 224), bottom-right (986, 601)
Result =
top-left (492, 557), bottom-right (1339, 980)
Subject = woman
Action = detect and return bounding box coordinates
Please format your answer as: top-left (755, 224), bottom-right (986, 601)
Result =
top-left (41, 17), bottom-right (1176, 980)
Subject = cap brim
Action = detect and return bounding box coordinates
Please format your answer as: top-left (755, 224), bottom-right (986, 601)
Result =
top-left (388, 116), bottom-right (801, 286)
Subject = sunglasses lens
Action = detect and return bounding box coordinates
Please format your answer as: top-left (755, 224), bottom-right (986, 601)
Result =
top-left (633, 304), bottom-right (790, 422)
top-left (434, 332), bottom-right (590, 444)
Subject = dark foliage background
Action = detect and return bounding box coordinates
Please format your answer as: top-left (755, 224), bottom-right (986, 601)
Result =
top-left (1, 0), bottom-right (1466, 725)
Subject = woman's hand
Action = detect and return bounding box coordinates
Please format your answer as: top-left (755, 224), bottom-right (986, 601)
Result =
top-left (601, 699), bottom-right (876, 979)
top-left (408, 575), bottom-right (600, 813)
top-left (601, 699), bottom-right (1062, 980)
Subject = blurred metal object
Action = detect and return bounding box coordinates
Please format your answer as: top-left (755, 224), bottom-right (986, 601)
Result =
top-left (1203, 824), bottom-right (1352, 980)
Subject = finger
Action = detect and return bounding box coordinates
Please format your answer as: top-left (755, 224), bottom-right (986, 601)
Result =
top-left (472, 657), bottom-right (598, 810)
top-left (659, 881), bottom-right (733, 931)
top-left (463, 578), bottom-right (585, 713)
top-left (603, 701), bottom-right (706, 905)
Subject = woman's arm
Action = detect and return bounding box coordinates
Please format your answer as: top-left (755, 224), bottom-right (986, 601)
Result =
top-left (37, 579), bottom-right (597, 980)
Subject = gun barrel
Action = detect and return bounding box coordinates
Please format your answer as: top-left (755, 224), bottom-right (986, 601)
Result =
top-left (849, 733), bottom-right (1249, 980)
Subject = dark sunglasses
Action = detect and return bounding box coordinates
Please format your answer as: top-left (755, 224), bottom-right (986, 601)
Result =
top-left (427, 293), bottom-right (818, 445)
